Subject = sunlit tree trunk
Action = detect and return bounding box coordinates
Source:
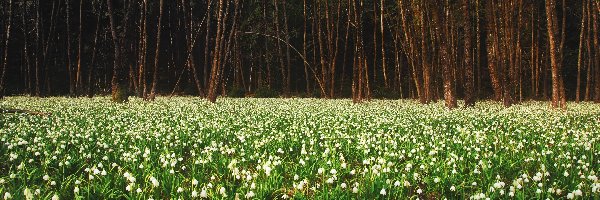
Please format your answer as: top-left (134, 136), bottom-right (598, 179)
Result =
top-left (207, 0), bottom-right (225, 103)
top-left (546, 0), bottom-right (564, 108)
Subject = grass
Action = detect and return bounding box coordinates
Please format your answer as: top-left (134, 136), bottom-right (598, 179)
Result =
top-left (1, 97), bottom-right (599, 199)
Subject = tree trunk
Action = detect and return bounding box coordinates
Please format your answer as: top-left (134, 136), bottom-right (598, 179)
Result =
top-left (66, 0), bottom-right (74, 96)
top-left (577, 0), bottom-right (587, 103)
top-left (75, 0), bottom-right (83, 96)
top-left (88, 11), bottom-right (101, 98)
top-left (149, 0), bottom-right (164, 100)
top-left (546, 0), bottom-right (564, 108)
top-left (207, 0), bottom-right (225, 103)
top-left (0, 0), bottom-right (12, 98)
top-left (107, 0), bottom-right (128, 103)
top-left (463, 0), bottom-right (474, 106)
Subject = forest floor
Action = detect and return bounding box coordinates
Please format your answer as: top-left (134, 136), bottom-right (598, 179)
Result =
top-left (1, 97), bottom-right (599, 199)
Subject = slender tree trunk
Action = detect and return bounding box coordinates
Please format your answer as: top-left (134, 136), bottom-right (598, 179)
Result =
top-left (546, 0), bottom-right (563, 108)
top-left (149, 0), bottom-right (164, 100)
top-left (463, 0), bottom-right (474, 106)
top-left (380, 0), bottom-right (388, 88)
top-left (204, 0), bottom-right (213, 92)
top-left (593, 1), bottom-right (600, 102)
top-left (34, 0), bottom-right (40, 96)
top-left (420, 2), bottom-right (431, 103)
top-left (282, 0), bottom-right (292, 96)
top-left (303, 0), bottom-right (310, 95)
top-left (577, 0), bottom-right (587, 103)
top-left (0, 0), bottom-right (12, 98)
top-left (22, 2), bottom-right (32, 95)
top-left (107, 0), bottom-right (128, 102)
top-left (66, 0), bottom-right (74, 96)
top-left (75, 0), bottom-right (83, 96)
top-left (207, 0), bottom-right (225, 103)
top-left (88, 11), bottom-right (100, 98)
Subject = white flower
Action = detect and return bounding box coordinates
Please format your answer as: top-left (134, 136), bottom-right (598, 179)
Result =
top-left (434, 177), bottom-right (440, 183)
top-left (43, 175), bottom-right (50, 181)
top-left (318, 168), bottom-right (324, 174)
top-left (493, 181), bottom-right (505, 188)
top-left (220, 187), bottom-right (227, 197)
top-left (3, 192), bottom-right (11, 200)
top-left (380, 188), bottom-right (386, 195)
top-left (573, 189), bottom-right (583, 196)
top-left (394, 180), bottom-right (401, 187)
top-left (136, 188), bottom-right (142, 193)
top-left (341, 183), bottom-right (347, 189)
top-left (245, 191), bottom-right (255, 199)
top-left (24, 188), bottom-right (33, 199)
top-left (150, 177), bottom-right (159, 187)
top-left (177, 187), bottom-right (184, 193)
top-left (200, 188), bottom-right (208, 198)
top-left (352, 186), bottom-right (359, 193)
top-left (450, 186), bottom-right (456, 191)
top-left (191, 190), bottom-right (198, 197)
top-left (192, 179), bottom-right (198, 185)
top-left (51, 194), bottom-right (59, 200)
top-left (330, 169), bottom-right (337, 175)
top-left (50, 181), bottom-right (56, 186)
top-left (564, 171), bottom-right (569, 177)
top-left (324, 177), bottom-right (333, 184)
top-left (417, 188), bottom-right (423, 194)
top-left (74, 186), bottom-right (80, 194)
top-left (566, 193), bottom-right (574, 199)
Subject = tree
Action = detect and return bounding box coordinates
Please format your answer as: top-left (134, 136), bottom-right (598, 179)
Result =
top-left (0, 0), bottom-right (12, 99)
top-left (107, 0), bottom-right (129, 103)
top-left (463, 0), bottom-right (475, 107)
top-left (148, 0), bottom-right (164, 101)
top-left (545, 0), bottom-right (565, 109)
top-left (207, 0), bottom-right (226, 103)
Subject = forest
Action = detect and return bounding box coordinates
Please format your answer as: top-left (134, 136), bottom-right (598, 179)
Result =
top-left (0, 0), bottom-right (599, 108)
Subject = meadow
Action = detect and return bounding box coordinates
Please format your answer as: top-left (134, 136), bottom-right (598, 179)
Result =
top-left (1, 97), bottom-right (599, 199)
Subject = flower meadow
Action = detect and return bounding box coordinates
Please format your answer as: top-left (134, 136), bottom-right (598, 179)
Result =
top-left (1, 97), bottom-right (599, 199)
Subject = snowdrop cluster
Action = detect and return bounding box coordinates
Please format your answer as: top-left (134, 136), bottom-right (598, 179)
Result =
top-left (0, 97), bottom-right (599, 199)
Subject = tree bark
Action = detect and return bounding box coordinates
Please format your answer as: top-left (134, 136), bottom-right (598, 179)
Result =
top-left (107, 0), bottom-right (128, 103)
top-left (463, 0), bottom-right (474, 106)
top-left (148, 0), bottom-right (164, 100)
top-left (207, 0), bottom-right (225, 103)
top-left (0, 0), bottom-right (12, 98)
top-left (546, 0), bottom-right (564, 108)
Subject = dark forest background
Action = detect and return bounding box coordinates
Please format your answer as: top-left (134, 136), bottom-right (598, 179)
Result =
top-left (0, 0), bottom-right (599, 108)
